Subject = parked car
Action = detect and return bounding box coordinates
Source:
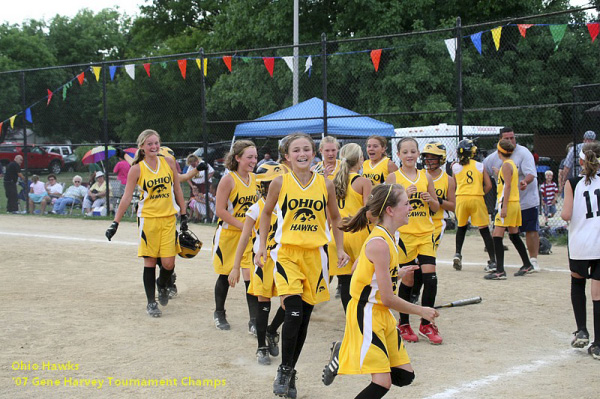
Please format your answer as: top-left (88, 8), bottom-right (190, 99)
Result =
top-left (0, 143), bottom-right (65, 174)
top-left (43, 145), bottom-right (78, 172)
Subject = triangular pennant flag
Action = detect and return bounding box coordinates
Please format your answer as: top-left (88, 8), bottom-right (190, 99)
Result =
top-left (25, 108), bottom-right (32, 123)
top-left (125, 64), bottom-right (135, 80)
top-left (444, 39), bottom-right (457, 62)
top-left (195, 59), bottom-right (202, 70)
top-left (195, 59), bottom-right (208, 76)
top-left (77, 72), bottom-right (85, 86)
top-left (491, 27), bottom-right (502, 51)
top-left (0, 122), bottom-right (3, 133)
top-left (203, 58), bottom-right (207, 76)
top-left (241, 57), bottom-right (251, 63)
top-left (177, 59), bottom-right (187, 79)
top-left (282, 56), bottom-right (294, 73)
top-left (62, 86), bottom-right (68, 100)
top-left (144, 63), bottom-right (151, 77)
top-left (109, 66), bottom-right (117, 81)
top-left (222, 56), bottom-right (232, 72)
top-left (549, 24), bottom-right (567, 51)
top-left (305, 56), bottom-right (312, 73)
top-left (370, 49), bottom-right (382, 71)
top-left (517, 24), bottom-right (533, 38)
top-left (92, 66), bottom-right (101, 81)
top-left (263, 57), bottom-right (274, 77)
top-left (47, 89), bottom-right (53, 106)
top-left (587, 23), bottom-right (599, 43)
top-left (10, 115), bottom-right (16, 128)
top-left (470, 32), bottom-right (483, 54)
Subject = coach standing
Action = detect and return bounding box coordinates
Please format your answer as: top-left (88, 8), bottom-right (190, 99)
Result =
top-left (4, 155), bottom-right (24, 213)
top-left (484, 127), bottom-right (540, 271)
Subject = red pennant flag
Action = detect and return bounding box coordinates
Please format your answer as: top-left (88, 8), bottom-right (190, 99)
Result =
top-left (177, 59), bottom-right (187, 79)
top-left (47, 89), bottom-right (53, 106)
top-left (223, 56), bottom-right (232, 72)
top-left (0, 121), bottom-right (3, 133)
top-left (517, 24), bottom-right (534, 38)
top-left (263, 57), bottom-right (274, 77)
top-left (144, 63), bottom-right (151, 77)
top-left (588, 23), bottom-right (600, 43)
top-left (77, 72), bottom-right (85, 86)
top-left (370, 49), bottom-right (382, 72)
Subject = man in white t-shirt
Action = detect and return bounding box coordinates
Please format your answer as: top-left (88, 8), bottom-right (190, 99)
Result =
top-left (484, 127), bottom-right (540, 271)
top-left (41, 174), bottom-right (64, 214)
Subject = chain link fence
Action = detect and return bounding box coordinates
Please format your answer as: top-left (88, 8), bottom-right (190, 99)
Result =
top-left (1, 7), bottom-right (599, 228)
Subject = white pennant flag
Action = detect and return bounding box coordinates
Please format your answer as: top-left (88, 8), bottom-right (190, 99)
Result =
top-left (282, 56), bottom-right (294, 73)
top-left (125, 64), bottom-right (136, 80)
top-left (444, 38), bottom-right (457, 62)
top-left (305, 56), bottom-right (312, 73)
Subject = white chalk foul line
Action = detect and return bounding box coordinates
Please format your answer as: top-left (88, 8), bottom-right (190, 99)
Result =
top-left (436, 259), bottom-right (570, 273)
top-left (424, 350), bottom-right (573, 399)
top-left (0, 231), bottom-right (211, 251)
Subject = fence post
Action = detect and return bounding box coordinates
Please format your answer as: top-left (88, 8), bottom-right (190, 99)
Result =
top-left (102, 64), bottom-right (111, 215)
top-left (571, 86), bottom-right (579, 177)
top-left (21, 71), bottom-right (29, 213)
top-left (200, 48), bottom-right (211, 221)
top-left (321, 33), bottom-right (328, 137)
top-left (456, 17), bottom-right (464, 141)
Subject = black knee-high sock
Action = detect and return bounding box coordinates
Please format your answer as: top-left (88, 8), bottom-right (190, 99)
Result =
top-left (214, 274), bottom-right (229, 312)
top-left (455, 225), bottom-right (468, 254)
top-left (244, 280), bottom-right (259, 321)
top-left (571, 277), bottom-right (587, 332)
top-left (256, 301), bottom-right (271, 348)
top-left (420, 272), bottom-right (438, 325)
top-left (355, 382), bottom-right (389, 399)
top-left (143, 267), bottom-right (156, 303)
top-left (479, 227), bottom-right (495, 261)
top-left (398, 282), bottom-right (412, 325)
top-left (338, 275), bottom-right (352, 312)
top-left (158, 264), bottom-right (174, 288)
top-left (411, 268), bottom-right (423, 301)
top-left (281, 295), bottom-right (303, 367)
top-left (593, 300), bottom-right (600, 345)
top-left (268, 306), bottom-right (285, 334)
top-left (291, 301), bottom-right (314, 368)
top-left (509, 233), bottom-right (532, 267)
top-left (493, 237), bottom-right (505, 273)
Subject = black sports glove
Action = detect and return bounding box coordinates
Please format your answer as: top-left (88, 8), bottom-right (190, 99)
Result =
top-left (180, 214), bottom-right (189, 232)
top-left (105, 221), bottom-right (119, 241)
top-left (196, 162), bottom-right (208, 171)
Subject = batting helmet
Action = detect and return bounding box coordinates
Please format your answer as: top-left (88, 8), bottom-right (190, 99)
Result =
top-left (159, 146), bottom-right (176, 160)
top-left (178, 230), bottom-right (202, 259)
top-left (539, 237), bottom-right (552, 255)
top-left (421, 142), bottom-right (447, 166)
top-left (457, 139), bottom-right (477, 161)
top-left (256, 161), bottom-right (285, 197)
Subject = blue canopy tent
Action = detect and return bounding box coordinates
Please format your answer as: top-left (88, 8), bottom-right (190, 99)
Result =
top-left (233, 97), bottom-right (395, 138)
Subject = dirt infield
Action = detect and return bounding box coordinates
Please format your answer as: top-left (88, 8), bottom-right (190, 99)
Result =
top-left (0, 215), bottom-right (596, 398)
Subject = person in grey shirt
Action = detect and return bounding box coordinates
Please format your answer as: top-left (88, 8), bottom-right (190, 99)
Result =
top-left (560, 130), bottom-right (597, 190)
top-left (483, 127), bottom-right (540, 271)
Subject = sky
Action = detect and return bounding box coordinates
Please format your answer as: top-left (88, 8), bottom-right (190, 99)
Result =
top-left (1, 0), bottom-right (146, 25)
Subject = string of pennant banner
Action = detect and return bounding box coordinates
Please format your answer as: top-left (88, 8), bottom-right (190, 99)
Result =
top-left (1, 21), bottom-right (599, 132)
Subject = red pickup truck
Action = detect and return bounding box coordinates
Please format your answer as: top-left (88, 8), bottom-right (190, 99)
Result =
top-left (0, 143), bottom-right (65, 174)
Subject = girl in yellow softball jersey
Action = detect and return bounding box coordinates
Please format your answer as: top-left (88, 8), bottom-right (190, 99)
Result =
top-left (105, 129), bottom-right (187, 318)
top-left (362, 135), bottom-right (398, 186)
top-left (312, 135), bottom-right (341, 180)
top-left (386, 137), bottom-right (441, 345)
top-left (321, 184), bottom-right (439, 399)
top-left (255, 133), bottom-right (349, 398)
top-left (485, 139), bottom-right (533, 280)
top-left (212, 140), bottom-right (259, 332)
top-left (331, 143), bottom-right (372, 312)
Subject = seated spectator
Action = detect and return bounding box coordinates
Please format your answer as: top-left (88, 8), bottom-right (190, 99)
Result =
top-left (41, 174), bottom-right (64, 213)
top-left (185, 154), bottom-right (214, 194)
top-left (51, 175), bottom-right (87, 215)
top-left (28, 175), bottom-right (48, 214)
top-left (188, 184), bottom-right (216, 222)
top-left (82, 171), bottom-right (107, 216)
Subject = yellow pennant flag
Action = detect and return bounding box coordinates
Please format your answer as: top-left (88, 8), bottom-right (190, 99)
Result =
top-left (10, 115), bottom-right (17, 128)
top-left (92, 66), bottom-right (102, 81)
top-left (195, 58), bottom-right (208, 76)
top-left (491, 27), bottom-right (502, 51)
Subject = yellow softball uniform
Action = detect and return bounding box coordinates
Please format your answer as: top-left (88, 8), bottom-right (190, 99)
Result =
top-left (495, 159), bottom-right (521, 227)
top-left (339, 226), bottom-right (410, 375)
top-left (314, 160), bottom-right (341, 180)
top-left (271, 172), bottom-right (331, 305)
top-left (430, 170), bottom-right (449, 249)
top-left (247, 198), bottom-right (278, 298)
top-left (453, 160), bottom-right (488, 227)
top-left (362, 157), bottom-right (391, 186)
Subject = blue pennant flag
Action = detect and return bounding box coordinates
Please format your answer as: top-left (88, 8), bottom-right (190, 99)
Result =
top-left (25, 108), bottom-right (33, 123)
top-left (471, 32), bottom-right (483, 54)
top-left (109, 66), bottom-right (117, 81)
